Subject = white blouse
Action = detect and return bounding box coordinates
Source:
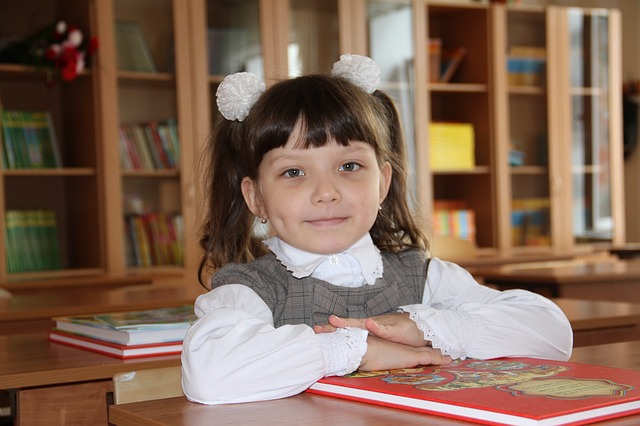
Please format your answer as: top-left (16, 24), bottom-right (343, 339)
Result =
top-left (181, 235), bottom-right (573, 405)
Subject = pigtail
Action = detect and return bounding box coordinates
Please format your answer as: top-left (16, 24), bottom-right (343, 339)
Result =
top-left (197, 114), bottom-right (266, 287)
top-left (370, 90), bottom-right (429, 254)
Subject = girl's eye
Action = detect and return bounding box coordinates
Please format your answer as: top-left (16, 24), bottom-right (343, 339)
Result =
top-left (283, 168), bottom-right (305, 178)
top-left (339, 162), bottom-right (361, 172)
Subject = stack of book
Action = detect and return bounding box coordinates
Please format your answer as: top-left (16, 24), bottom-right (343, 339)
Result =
top-left (0, 110), bottom-right (61, 169)
top-left (4, 209), bottom-right (62, 273)
top-left (119, 119), bottom-right (180, 171)
top-left (429, 122), bottom-right (475, 171)
top-left (49, 305), bottom-right (196, 359)
top-left (512, 198), bottom-right (551, 246)
top-left (124, 212), bottom-right (184, 267)
top-left (507, 45), bottom-right (546, 87)
top-left (432, 200), bottom-right (476, 243)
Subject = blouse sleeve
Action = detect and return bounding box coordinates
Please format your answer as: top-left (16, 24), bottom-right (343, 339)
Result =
top-left (181, 284), bottom-right (367, 405)
top-left (399, 258), bottom-right (573, 361)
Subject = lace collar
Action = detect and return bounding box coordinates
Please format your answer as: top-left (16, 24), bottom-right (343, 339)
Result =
top-left (263, 234), bottom-right (383, 287)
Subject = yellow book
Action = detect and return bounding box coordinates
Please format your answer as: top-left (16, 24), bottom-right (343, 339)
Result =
top-left (429, 123), bottom-right (475, 171)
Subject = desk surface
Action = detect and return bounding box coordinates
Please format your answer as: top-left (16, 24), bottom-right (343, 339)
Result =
top-left (2, 298), bottom-right (639, 390)
top-left (610, 243), bottom-right (640, 260)
top-left (109, 341), bottom-right (640, 426)
top-left (470, 259), bottom-right (640, 286)
top-left (0, 332), bottom-right (181, 389)
top-left (553, 298), bottom-right (640, 331)
top-left (0, 281), bottom-right (206, 334)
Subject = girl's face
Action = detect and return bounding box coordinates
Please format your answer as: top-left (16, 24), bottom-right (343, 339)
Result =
top-left (241, 126), bottom-right (392, 255)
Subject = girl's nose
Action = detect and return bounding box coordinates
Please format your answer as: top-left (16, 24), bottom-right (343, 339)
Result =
top-left (312, 175), bottom-right (341, 204)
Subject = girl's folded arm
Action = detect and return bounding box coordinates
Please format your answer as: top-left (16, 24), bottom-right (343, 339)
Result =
top-left (400, 258), bottom-right (573, 361)
top-left (181, 284), bottom-right (367, 405)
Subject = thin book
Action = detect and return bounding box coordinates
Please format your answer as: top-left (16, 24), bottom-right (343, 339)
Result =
top-left (52, 305), bottom-right (195, 346)
top-left (307, 357), bottom-right (640, 425)
top-left (49, 330), bottom-right (182, 359)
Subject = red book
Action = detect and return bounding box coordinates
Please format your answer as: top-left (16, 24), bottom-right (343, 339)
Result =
top-left (307, 358), bottom-right (640, 425)
top-left (48, 330), bottom-right (182, 359)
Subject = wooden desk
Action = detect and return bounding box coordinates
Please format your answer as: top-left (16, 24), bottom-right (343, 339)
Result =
top-left (554, 298), bottom-right (640, 347)
top-left (0, 332), bottom-right (182, 425)
top-left (0, 282), bottom-right (205, 424)
top-left (0, 282), bottom-right (206, 335)
top-left (610, 243), bottom-right (640, 260)
top-left (470, 259), bottom-right (640, 302)
top-left (109, 341), bottom-right (640, 426)
top-left (0, 274), bottom-right (153, 293)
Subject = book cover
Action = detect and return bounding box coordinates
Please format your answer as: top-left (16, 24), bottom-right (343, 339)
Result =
top-left (115, 21), bottom-right (158, 73)
top-left (439, 47), bottom-right (467, 83)
top-left (4, 209), bottom-right (61, 273)
top-left (307, 358), bottom-right (640, 426)
top-left (428, 38), bottom-right (442, 83)
top-left (48, 330), bottom-right (182, 359)
top-left (429, 122), bottom-right (475, 171)
top-left (53, 305), bottom-right (195, 345)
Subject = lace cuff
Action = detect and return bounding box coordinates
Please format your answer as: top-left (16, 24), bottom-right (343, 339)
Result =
top-left (315, 328), bottom-right (368, 376)
top-left (399, 305), bottom-right (470, 360)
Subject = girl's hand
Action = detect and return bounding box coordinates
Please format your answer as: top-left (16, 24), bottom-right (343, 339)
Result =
top-left (314, 313), bottom-right (427, 347)
top-left (360, 335), bottom-right (451, 371)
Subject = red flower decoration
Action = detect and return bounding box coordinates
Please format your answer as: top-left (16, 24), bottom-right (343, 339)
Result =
top-left (37, 20), bottom-right (97, 86)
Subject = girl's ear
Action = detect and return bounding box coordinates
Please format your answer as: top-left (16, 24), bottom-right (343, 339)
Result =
top-left (241, 177), bottom-right (266, 218)
top-left (379, 161), bottom-right (392, 203)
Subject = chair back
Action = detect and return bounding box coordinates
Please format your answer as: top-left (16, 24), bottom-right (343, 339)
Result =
top-left (430, 235), bottom-right (477, 262)
top-left (113, 365), bottom-right (183, 404)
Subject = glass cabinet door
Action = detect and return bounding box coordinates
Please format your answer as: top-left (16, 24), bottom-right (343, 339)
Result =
top-left (113, 0), bottom-right (186, 271)
top-left (366, 0), bottom-right (417, 198)
top-left (206, 0), bottom-right (263, 80)
top-left (502, 7), bottom-right (553, 251)
top-left (288, 0), bottom-right (339, 77)
top-left (562, 7), bottom-right (623, 246)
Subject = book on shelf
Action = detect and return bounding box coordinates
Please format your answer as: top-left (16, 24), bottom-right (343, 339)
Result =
top-left (115, 20), bottom-right (158, 73)
top-left (427, 40), bottom-right (467, 83)
top-left (4, 209), bottom-right (62, 273)
top-left (512, 198), bottom-right (551, 247)
top-left (0, 109), bottom-right (61, 169)
top-left (124, 212), bottom-right (184, 267)
top-left (307, 357), bottom-right (640, 426)
top-left (48, 330), bottom-right (183, 359)
top-left (428, 38), bottom-right (442, 83)
top-left (433, 209), bottom-right (476, 243)
top-left (52, 305), bottom-right (195, 346)
top-left (119, 119), bottom-right (179, 171)
top-left (508, 46), bottom-right (546, 87)
top-left (429, 122), bottom-right (475, 171)
top-left (439, 47), bottom-right (467, 83)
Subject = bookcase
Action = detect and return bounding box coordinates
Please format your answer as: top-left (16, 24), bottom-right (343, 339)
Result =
top-left (0, 0), bottom-right (213, 286)
top-left (0, 0), bottom-right (626, 288)
top-left (356, 1), bottom-right (624, 258)
top-left (491, 4), bottom-right (624, 255)
top-left (409, 1), bottom-right (624, 258)
top-left (0, 0), bottom-right (103, 282)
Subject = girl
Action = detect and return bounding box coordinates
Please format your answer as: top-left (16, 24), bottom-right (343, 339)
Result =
top-left (182, 55), bottom-right (572, 405)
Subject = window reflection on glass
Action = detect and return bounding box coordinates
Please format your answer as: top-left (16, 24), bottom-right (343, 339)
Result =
top-left (207, 0), bottom-right (263, 79)
top-left (288, 0), bottom-right (338, 77)
top-left (367, 0), bottom-right (416, 198)
top-left (568, 9), bottom-right (612, 242)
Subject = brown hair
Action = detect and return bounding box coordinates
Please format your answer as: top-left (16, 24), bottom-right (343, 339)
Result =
top-left (197, 74), bottom-right (428, 286)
